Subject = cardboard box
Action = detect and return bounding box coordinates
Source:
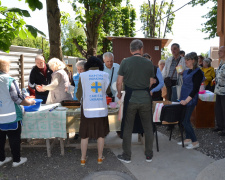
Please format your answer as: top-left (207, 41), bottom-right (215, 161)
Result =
top-left (152, 100), bottom-right (171, 113)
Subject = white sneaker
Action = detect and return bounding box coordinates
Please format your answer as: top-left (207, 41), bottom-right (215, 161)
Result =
top-left (177, 141), bottom-right (192, 146)
top-left (0, 157), bottom-right (12, 166)
top-left (186, 143), bottom-right (199, 149)
top-left (12, 157), bottom-right (27, 167)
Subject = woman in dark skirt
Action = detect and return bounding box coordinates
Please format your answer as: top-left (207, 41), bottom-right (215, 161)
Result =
top-left (76, 56), bottom-right (111, 166)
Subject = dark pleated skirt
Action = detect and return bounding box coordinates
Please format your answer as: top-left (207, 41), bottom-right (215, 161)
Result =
top-left (79, 106), bottom-right (110, 139)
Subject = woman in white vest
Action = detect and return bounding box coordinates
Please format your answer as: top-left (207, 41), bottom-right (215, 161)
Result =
top-left (76, 56), bottom-right (111, 166)
top-left (37, 58), bottom-right (73, 104)
top-left (0, 58), bottom-right (35, 167)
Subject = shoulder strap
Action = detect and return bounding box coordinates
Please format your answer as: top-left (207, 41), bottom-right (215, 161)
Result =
top-left (109, 67), bottom-right (114, 86)
top-left (171, 57), bottom-right (181, 79)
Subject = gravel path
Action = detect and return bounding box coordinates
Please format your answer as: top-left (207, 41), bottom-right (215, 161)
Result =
top-left (157, 125), bottom-right (225, 160)
top-left (0, 146), bottom-right (136, 180)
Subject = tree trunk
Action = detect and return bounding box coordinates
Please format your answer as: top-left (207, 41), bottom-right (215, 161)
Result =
top-left (46, 0), bottom-right (63, 61)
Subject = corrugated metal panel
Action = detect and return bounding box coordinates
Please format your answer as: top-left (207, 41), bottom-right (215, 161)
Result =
top-left (112, 38), bottom-right (161, 66)
top-left (0, 46), bottom-right (41, 89)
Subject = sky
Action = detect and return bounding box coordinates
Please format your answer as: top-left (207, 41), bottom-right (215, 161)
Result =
top-left (1, 0), bottom-right (219, 56)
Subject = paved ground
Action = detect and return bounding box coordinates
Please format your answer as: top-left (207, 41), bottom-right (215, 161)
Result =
top-left (0, 131), bottom-right (221, 180)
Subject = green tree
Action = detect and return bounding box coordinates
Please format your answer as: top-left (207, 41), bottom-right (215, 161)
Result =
top-left (191, 0), bottom-right (217, 39)
top-left (140, 0), bottom-right (175, 38)
top-left (0, 0), bottom-right (45, 52)
top-left (61, 19), bottom-right (86, 57)
top-left (72, 0), bottom-right (123, 58)
top-left (12, 36), bottom-right (50, 60)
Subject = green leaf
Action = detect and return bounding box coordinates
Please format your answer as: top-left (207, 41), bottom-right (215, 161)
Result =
top-left (7, 8), bottom-right (31, 17)
top-left (25, 25), bottom-right (46, 37)
top-left (19, 28), bottom-right (27, 39)
top-left (25, 0), bottom-right (43, 11)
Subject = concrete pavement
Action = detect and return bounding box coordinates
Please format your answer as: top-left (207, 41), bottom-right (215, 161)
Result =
top-left (105, 132), bottom-right (215, 180)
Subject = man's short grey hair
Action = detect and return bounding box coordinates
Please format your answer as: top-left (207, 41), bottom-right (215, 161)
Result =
top-left (130, 39), bottom-right (143, 52)
top-left (103, 52), bottom-right (114, 61)
top-left (35, 55), bottom-right (44, 61)
top-left (158, 60), bottom-right (165, 66)
top-left (76, 60), bottom-right (86, 68)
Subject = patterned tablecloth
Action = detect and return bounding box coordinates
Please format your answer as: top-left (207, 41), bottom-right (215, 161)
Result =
top-left (22, 104), bottom-right (120, 139)
top-left (21, 103), bottom-right (67, 139)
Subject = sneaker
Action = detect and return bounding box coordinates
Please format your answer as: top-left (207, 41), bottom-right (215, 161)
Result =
top-left (80, 156), bottom-right (88, 166)
top-left (218, 131), bottom-right (225, 136)
top-left (177, 141), bottom-right (192, 146)
top-left (97, 156), bottom-right (105, 164)
top-left (186, 143), bottom-right (199, 150)
top-left (12, 157), bottom-right (27, 167)
top-left (212, 128), bottom-right (223, 132)
top-left (0, 157), bottom-right (12, 166)
top-left (146, 156), bottom-right (152, 163)
top-left (117, 154), bottom-right (131, 163)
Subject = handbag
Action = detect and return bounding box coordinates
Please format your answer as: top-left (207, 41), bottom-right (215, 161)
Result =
top-left (164, 57), bottom-right (181, 88)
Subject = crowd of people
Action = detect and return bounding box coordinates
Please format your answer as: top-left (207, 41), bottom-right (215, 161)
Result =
top-left (0, 39), bottom-right (224, 167)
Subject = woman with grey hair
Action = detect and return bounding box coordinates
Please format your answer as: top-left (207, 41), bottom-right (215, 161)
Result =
top-left (0, 58), bottom-right (35, 167)
top-left (73, 60), bottom-right (86, 100)
top-left (178, 52), bottom-right (204, 149)
top-left (37, 58), bottom-right (73, 104)
top-left (201, 58), bottom-right (215, 92)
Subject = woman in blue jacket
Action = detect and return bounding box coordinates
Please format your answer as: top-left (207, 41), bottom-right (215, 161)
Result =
top-left (178, 52), bottom-right (204, 149)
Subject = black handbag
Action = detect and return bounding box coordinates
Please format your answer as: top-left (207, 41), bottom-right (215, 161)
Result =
top-left (164, 77), bottom-right (172, 87)
top-left (164, 57), bottom-right (181, 88)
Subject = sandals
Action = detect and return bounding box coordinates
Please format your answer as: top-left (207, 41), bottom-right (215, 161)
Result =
top-left (97, 156), bottom-right (105, 164)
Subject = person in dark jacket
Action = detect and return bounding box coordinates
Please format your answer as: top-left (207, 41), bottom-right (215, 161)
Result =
top-left (28, 55), bottom-right (53, 104)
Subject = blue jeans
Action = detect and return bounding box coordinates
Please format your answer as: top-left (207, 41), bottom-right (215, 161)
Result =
top-left (182, 105), bottom-right (197, 142)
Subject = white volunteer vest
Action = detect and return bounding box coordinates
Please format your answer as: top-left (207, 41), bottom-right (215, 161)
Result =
top-left (0, 73), bottom-right (17, 124)
top-left (80, 70), bottom-right (109, 118)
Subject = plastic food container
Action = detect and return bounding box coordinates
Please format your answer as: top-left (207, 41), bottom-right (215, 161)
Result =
top-left (109, 102), bottom-right (117, 108)
top-left (23, 99), bottom-right (43, 112)
top-left (106, 97), bottom-right (112, 105)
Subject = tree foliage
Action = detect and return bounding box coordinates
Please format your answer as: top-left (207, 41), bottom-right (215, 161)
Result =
top-left (191, 0), bottom-right (217, 39)
top-left (72, 0), bottom-right (136, 58)
top-left (61, 19), bottom-right (86, 57)
top-left (0, 0), bottom-right (45, 52)
top-left (12, 36), bottom-right (50, 60)
top-left (140, 0), bottom-right (175, 38)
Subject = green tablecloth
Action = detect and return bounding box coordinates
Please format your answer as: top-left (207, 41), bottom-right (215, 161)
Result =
top-left (21, 103), bottom-right (67, 139)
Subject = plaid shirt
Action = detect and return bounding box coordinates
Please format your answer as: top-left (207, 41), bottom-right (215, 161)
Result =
top-left (9, 80), bottom-right (24, 105)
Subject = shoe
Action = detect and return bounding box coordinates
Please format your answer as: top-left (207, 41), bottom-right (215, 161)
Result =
top-left (186, 143), bottom-right (199, 149)
top-left (12, 157), bottom-right (27, 167)
top-left (218, 131), bottom-right (225, 136)
top-left (81, 156), bottom-right (88, 166)
top-left (97, 156), bottom-right (105, 164)
top-left (212, 128), bottom-right (223, 132)
top-left (177, 141), bottom-right (192, 146)
top-left (0, 157), bottom-right (12, 166)
top-left (146, 156), bottom-right (152, 163)
top-left (117, 154), bottom-right (131, 164)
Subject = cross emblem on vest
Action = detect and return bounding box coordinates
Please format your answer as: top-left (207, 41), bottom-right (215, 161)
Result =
top-left (91, 82), bottom-right (102, 93)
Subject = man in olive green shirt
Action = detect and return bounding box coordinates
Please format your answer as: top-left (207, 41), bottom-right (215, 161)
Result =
top-left (117, 39), bottom-right (155, 163)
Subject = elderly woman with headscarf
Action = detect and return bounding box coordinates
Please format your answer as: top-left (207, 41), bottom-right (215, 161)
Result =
top-left (37, 58), bottom-right (73, 104)
top-left (0, 58), bottom-right (35, 167)
top-left (201, 58), bottom-right (215, 92)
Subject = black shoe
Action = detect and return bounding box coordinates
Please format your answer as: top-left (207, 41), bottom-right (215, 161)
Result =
top-left (146, 156), bottom-right (152, 163)
top-left (212, 128), bottom-right (223, 132)
top-left (117, 154), bottom-right (131, 163)
top-left (74, 134), bottom-right (79, 140)
top-left (218, 131), bottom-right (225, 136)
